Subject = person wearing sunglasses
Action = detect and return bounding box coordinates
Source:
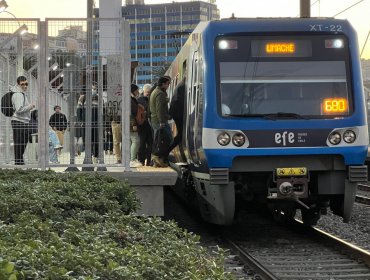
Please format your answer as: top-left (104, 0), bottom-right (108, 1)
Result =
top-left (11, 75), bottom-right (36, 165)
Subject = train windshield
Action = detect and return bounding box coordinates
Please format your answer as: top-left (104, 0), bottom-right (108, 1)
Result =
top-left (216, 35), bottom-right (352, 119)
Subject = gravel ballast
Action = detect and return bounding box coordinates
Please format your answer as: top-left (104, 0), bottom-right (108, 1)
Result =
top-left (315, 203), bottom-right (370, 251)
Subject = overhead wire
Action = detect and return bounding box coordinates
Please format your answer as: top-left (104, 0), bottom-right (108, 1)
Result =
top-left (360, 30), bottom-right (370, 57)
top-left (332, 0), bottom-right (365, 17)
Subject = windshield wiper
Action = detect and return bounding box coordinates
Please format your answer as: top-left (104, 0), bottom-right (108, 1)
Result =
top-left (225, 113), bottom-right (266, 118)
top-left (263, 112), bottom-right (308, 120)
top-left (224, 112), bottom-right (308, 120)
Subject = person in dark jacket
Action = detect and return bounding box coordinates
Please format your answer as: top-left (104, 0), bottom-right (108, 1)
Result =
top-left (169, 77), bottom-right (186, 152)
top-left (149, 76), bottom-right (172, 167)
top-left (75, 94), bottom-right (86, 156)
top-left (103, 110), bottom-right (113, 156)
top-left (49, 105), bottom-right (68, 153)
top-left (130, 84), bottom-right (142, 167)
top-left (91, 95), bottom-right (99, 163)
top-left (137, 83), bottom-right (153, 166)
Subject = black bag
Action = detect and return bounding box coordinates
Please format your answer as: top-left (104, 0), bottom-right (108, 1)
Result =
top-left (1, 91), bottom-right (15, 117)
top-left (152, 128), bottom-right (171, 157)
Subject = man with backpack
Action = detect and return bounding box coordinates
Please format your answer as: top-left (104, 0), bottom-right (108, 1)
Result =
top-left (11, 76), bottom-right (36, 165)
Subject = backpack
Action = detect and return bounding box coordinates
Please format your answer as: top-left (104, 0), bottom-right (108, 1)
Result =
top-left (135, 104), bottom-right (146, 125)
top-left (1, 91), bottom-right (15, 117)
top-left (152, 128), bottom-right (171, 157)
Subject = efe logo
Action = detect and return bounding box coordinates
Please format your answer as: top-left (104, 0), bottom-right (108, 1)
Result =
top-left (275, 131), bottom-right (295, 146)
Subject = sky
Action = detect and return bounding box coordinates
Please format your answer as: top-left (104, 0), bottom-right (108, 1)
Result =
top-left (1, 0), bottom-right (369, 58)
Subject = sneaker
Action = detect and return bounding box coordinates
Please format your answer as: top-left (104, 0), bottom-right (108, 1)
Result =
top-left (116, 159), bottom-right (122, 164)
top-left (130, 160), bottom-right (142, 168)
top-left (55, 144), bottom-right (63, 150)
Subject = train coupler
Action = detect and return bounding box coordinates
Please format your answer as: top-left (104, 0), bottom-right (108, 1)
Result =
top-left (268, 167), bottom-right (310, 209)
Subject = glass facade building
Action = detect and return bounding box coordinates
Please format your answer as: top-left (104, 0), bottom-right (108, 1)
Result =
top-left (122, 1), bottom-right (219, 85)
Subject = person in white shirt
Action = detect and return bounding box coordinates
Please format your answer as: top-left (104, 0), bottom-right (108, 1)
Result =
top-left (11, 76), bottom-right (36, 165)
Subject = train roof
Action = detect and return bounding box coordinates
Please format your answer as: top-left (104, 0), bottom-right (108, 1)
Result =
top-left (192, 17), bottom-right (354, 36)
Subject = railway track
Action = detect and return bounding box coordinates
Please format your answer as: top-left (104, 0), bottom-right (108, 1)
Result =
top-left (221, 214), bottom-right (370, 280)
top-left (356, 184), bottom-right (370, 205)
top-left (164, 189), bottom-right (370, 279)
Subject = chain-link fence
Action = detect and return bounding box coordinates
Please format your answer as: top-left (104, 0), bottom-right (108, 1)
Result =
top-left (0, 18), bottom-right (131, 170)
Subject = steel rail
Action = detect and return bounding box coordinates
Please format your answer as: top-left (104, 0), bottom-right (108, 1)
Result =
top-left (355, 195), bottom-right (370, 205)
top-left (305, 222), bottom-right (370, 267)
top-left (223, 237), bottom-right (279, 280)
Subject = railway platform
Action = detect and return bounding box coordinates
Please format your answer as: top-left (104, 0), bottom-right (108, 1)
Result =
top-left (9, 150), bottom-right (178, 217)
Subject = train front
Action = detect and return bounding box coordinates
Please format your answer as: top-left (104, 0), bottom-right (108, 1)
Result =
top-left (202, 19), bottom-right (368, 225)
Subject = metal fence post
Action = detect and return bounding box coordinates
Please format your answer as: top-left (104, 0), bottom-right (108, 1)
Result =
top-left (121, 20), bottom-right (131, 170)
top-left (38, 20), bottom-right (48, 170)
top-left (65, 69), bottom-right (79, 171)
top-left (97, 56), bottom-right (107, 171)
top-left (82, 18), bottom-right (94, 171)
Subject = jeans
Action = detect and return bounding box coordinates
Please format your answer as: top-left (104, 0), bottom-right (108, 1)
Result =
top-left (130, 132), bottom-right (140, 161)
top-left (11, 120), bottom-right (31, 165)
top-left (111, 121), bottom-right (122, 161)
top-left (138, 122), bottom-right (153, 165)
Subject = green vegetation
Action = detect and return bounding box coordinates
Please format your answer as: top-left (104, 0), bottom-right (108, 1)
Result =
top-left (0, 170), bottom-right (231, 280)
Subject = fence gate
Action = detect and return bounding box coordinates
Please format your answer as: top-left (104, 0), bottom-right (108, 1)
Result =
top-left (0, 18), bottom-right (131, 170)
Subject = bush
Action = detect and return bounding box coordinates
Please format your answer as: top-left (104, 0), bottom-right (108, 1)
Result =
top-left (0, 170), bottom-right (231, 279)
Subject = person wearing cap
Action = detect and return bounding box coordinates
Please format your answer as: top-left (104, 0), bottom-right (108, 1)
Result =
top-left (149, 76), bottom-right (172, 167)
top-left (49, 105), bottom-right (68, 154)
top-left (130, 84), bottom-right (142, 168)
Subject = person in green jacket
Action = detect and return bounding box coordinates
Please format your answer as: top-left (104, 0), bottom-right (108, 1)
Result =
top-left (149, 76), bottom-right (172, 167)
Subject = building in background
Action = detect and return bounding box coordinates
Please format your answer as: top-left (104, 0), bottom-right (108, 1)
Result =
top-left (124, 1), bottom-right (219, 85)
top-left (97, 0), bottom-right (219, 86)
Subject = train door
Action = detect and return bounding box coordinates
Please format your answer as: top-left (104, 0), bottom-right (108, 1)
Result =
top-left (186, 50), bottom-right (201, 165)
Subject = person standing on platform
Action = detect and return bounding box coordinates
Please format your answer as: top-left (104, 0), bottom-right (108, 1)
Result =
top-left (49, 105), bottom-right (68, 154)
top-left (137, 83), bottom-right (153, 166)
top-left (11, 75), bottom-right (36, 165)
top-left (111, 113), bottom-right (121, 164)
top-left (130, 84), bottom-right (142, 168)
top-left (91, 95), bottom-right (99, 163)
top-left (169, 75), bottom-right (186, 152)
top-left (75, 94), bottom-right (86, 156)
top-left (149, 76), bottom-right (172, 167)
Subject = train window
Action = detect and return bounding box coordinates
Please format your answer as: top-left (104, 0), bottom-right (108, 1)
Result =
top-left (218, 60), bottom-right (350, 118)
top-left (192, 58), bottom-right (198, 106)
top-left (215, 34), bottom-right (352, 118)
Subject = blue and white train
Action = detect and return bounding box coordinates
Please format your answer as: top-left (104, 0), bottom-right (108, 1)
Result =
top-left (165, 18), bottom-right (368, 225)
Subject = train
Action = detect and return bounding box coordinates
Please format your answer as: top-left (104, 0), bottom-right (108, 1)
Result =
top-left (165, 18), bottom-right (368, 226)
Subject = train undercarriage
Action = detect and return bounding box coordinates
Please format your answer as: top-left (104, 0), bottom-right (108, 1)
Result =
top-left (171, 155), bottom-right (367, 226)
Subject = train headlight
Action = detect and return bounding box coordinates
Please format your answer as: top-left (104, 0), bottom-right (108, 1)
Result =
top-left (232, 133), bottom-right (246, 147)
top-left (343, 130), bottom-right (356, 143)
top-left (328, 132), bottom-right (341, 145)
top-left (217, 132), bottom-right (231, 146)
top-left (218, 39), bottom-right (238, 50)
